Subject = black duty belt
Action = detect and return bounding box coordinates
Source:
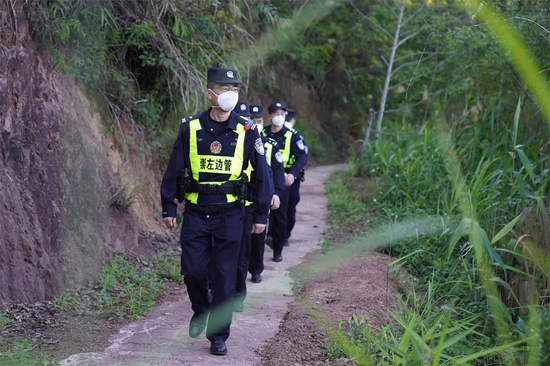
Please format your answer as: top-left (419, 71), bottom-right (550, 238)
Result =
top-left (188, 181), bottom-right (240, 195)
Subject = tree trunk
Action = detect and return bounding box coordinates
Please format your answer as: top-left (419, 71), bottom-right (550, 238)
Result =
top-left (363, 108), bottom-right (375, 151)
top-left (374, 0), bottom-right (406, 146)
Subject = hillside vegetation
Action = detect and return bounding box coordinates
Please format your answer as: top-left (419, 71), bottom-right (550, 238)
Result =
top-left (2, 0), bottom-right (550, 363)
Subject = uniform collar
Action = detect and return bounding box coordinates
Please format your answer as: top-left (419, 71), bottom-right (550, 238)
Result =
top-left (201, 108), bottom-right (239, 130)
top-left (267, 125), bottom-right (288, 137)
top-left (227, 111), bottom-right (240, 130)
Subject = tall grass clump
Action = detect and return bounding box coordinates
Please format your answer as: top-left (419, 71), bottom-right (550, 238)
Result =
top-left (341, 100), bottom-right (550, 363)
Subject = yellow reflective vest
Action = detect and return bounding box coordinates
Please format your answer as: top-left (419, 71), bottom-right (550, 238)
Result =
top-left (186, 118), bottom-right (246, 204)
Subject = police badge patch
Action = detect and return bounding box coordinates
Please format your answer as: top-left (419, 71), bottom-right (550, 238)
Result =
top-left (254, 138), bottom-right (265, 155)
top-left (297, 140), bottom-right (305, 150)
top-left (210, 141), bottom-right (222, 154)
top-left (275, 151), bottom-right (283, 163)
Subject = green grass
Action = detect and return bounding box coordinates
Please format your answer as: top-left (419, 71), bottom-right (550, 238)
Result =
top-left (318, 41), bottom-right (550, 363)
top-left (93, 249), bottom-right (183, 321)
top-left (0, 340), bottom-right (54, 366)
top-left (51, 253), bottom-right (178, 322)
top-left (1, 248), bottom-right (183, 364)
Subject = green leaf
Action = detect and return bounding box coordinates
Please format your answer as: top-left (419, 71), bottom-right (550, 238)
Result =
top-left (447, 218), bottom-right (472, 260)
top-left (491, 213), bottom-right (521, 244)
top-left (513, 98), bottom-right (521, 148)
top-left (516, 148), bottom-right (535, 184)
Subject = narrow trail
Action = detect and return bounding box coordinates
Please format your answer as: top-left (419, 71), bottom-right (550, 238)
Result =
top-left (59, 165), bottom-right (340, 366)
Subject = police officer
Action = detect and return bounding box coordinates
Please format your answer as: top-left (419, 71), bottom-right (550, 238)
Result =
top-left (262, 101), bottom-right (307, 262)
top-left (248, 104), bottom-right (286, 282)
top-left (283, 108), bottom-right (308, 247)
top-left (232, 101), bottom-right (276, 311)
top-left (160, 67), bottom-right (271, 356)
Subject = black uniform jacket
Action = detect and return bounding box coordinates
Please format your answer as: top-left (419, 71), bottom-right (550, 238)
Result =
top-left (161, 109), bottom-right (271, 224)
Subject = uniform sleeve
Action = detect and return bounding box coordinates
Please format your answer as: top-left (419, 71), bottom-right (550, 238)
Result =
top-left (270, 144), bottom-right (286, 196)
top-left (288, 133), bottom-right (308, 178)
top-left (247, 132), bottom-right (271, 224)
top-left (160, 125), bottom-right (187, 218)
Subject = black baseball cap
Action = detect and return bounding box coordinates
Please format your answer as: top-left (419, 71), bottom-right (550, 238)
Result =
top-left (286, 109), bottom-right (296, 121)
top-left (268, 101), bottom-right (287, 114)
top-left (250, 105), bottom-right (264, 118)
top-left (235, 101), bottom-right (250, 117)
top-left (207, 67), bottom-right (243, 85)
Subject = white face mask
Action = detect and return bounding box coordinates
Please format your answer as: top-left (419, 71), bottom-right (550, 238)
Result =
top-left (272, 115), bottom-right (286, 127)
top-left (284, 122), bottom-right (293, 129)
top-left (211, 90), bottom-right (239, 112)
top-left (256, 125), bottom-right (263, 134)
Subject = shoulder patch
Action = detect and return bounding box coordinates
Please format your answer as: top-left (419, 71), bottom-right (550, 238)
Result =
top-left (254, 137), bottom-right (265, 155)
top-left (275, 151), bottom-right (283, 163)
top-left (182, 112), bottom-right (202, 123)
top-left (297, 139), bottom-right (305, 151)
top-left (238, 116), bottom-right (256, 131)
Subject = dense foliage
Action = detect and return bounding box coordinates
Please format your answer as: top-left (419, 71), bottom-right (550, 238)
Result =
top-left (23, 0), bottom-right (550, 363)
top-left (321, 1), bottom-right (550, 364)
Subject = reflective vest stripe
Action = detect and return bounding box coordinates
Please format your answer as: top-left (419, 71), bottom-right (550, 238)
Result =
top-left (279, 131), bottom-right (292, 169)
top-left (265, 142), bottom-right (273, 167)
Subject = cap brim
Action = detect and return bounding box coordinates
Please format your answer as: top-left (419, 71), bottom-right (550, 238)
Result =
top-left (268, 107), bottom-right (287, 114)
top-left (211, 77), bottom-right (244, 85)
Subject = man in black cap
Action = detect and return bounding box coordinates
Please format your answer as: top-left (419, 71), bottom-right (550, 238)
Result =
top-left (235, 101), bottom-right (250, 119)
top-left (261, 101), bottom-right (307, 262)
top-left (160, 67), bottom-right (271, 356)
top-left (283, 108), bottom-right (308, 247)
top-left (248, 104), bottom-right (286, 282)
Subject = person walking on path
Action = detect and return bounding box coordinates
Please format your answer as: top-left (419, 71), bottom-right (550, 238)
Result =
top-left (232, 101), bottom-right (279, 310)
top-left (262, 101), bottom-right (307, 262)
top-left (248, 104), bottom-right (286, 282)
top-left (160, 67), bottom-right (271, 356)
top-left (283, 108), bottom-right (308, 247)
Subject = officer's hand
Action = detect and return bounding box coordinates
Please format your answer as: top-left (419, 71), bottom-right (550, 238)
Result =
top-left (163, 217), bottom-right (177, 228)
top-left (252, 223), bottom-right (266, 234)
top-left (285, 174), bottom-right (295, 187)
top-left (271, 195), bottom-right (280, 210)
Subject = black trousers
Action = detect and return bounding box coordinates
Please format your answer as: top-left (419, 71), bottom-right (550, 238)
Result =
top-left (180, 208), bottom-right (243, 342)
top-left (271, 186), bottom-right (291, 257)
top-left (286, 179), bottom-right (301, 240)
top-left (235, 207), bottom-right (253, 304)
top-left (249, 228), bottom-right (267, 275)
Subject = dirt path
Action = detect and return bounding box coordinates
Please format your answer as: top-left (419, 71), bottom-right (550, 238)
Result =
top-left (59, 165), bottom-right (339, 365)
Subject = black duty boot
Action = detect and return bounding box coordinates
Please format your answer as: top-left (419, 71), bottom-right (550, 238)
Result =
top-left (210, 340), bottom-right (228, 355)
top-left (251, 273), bottom-right (262, 283)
